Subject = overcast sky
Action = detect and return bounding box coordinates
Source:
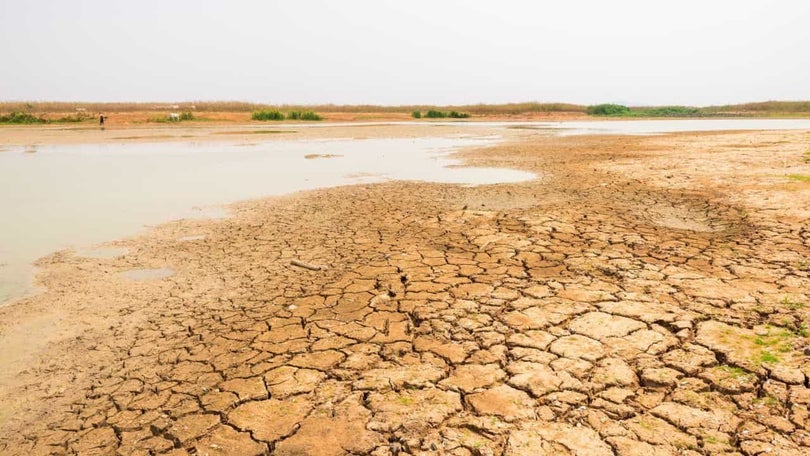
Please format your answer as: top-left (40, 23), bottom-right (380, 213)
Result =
top-left (1, 0), bottom-right (808, 106)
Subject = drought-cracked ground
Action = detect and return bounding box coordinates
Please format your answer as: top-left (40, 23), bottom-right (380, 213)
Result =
top-left (1, 127), bottom-right (810, 455)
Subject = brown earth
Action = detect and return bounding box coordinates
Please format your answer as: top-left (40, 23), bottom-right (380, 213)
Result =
top-left (1, 125), bottom-right (810, 455)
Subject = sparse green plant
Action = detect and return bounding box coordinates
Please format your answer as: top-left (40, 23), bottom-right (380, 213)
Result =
top-left (425, 110), bottom-right (447, 118)
top-left (760, 351), bottom-right (779, 364)
top-left (0, 111), bottom-right (46, 124)
top-left (448, 111), bottom-right (470, 118)
top-left (179, 111), bottom-right (194, 121)
top-left (251, 110), bottom-right (285, 121)
top-left (719, 365), bottom-right (753, 379)
top-left (411, 111), bottom-right (422, 119)
top-left (787, 174), bottom-right (810, 183)
top-left (780, 295), bottom-right (805, 310)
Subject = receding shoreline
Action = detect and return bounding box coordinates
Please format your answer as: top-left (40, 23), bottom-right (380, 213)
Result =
top-left (1, 123), bottom-right (809, 455)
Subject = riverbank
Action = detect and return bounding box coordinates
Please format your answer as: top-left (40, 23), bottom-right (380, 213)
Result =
top-left (1, 124), bottom-right (809, 455)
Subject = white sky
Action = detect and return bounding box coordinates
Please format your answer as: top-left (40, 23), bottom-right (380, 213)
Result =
top-left (1, 0), bottom-right (808, 106)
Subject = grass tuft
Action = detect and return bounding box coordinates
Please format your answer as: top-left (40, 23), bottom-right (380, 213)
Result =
top-left (760, 351), bottom-right (780, 364)
top-left (787, 174), bottom-right (810, 183)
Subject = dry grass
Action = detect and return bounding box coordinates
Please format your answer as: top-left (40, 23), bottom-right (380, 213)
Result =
top-left (2, 100), bottom-right (810, 118)
top-left (0, 101), bottom-right (586, 115)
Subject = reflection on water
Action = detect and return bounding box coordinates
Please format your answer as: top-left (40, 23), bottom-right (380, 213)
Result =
top-left (0, 136), bottom-right (533, 304)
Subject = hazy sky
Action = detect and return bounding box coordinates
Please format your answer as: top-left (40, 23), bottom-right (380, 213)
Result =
top-left (2, 0), bottom-right (809, 106)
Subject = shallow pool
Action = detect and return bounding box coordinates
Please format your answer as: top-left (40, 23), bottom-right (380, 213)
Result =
top-left (0, 136), bottom-right (533, 304)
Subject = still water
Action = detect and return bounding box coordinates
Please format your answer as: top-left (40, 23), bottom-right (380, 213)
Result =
top-left (0, 136), bottom-right (532, 303)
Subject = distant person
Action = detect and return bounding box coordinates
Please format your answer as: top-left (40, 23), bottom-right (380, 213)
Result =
top-left (99, 114), bottom-right (105, 128)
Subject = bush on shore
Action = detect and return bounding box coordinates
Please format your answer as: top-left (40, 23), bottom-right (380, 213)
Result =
top-left (252, 110), bottom-right (285, 121)
top-left (0, 111), bottom-right (47, 124)
top-left (587, 104), bottom-right (631, 116)
top-left (287, 111), bottom-right (322, 121)
top-left (424, 110), bottom-right (471, 119)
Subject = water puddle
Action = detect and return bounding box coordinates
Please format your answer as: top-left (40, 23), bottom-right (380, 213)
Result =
top-left (0, 136), bottom-right (531, 304)
top-left (119, 268), bottom-right (175, 281)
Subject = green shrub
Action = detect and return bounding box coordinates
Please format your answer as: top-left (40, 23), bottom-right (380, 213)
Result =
top-left (425, 110), bottom-right (447, 118)
top-left (299, 111), bottom-right (322, 121)
top-left (179, 111), bottom-right (194, 121)
top-left (0, 111), bottom-right (47, 124)
top-left (587, 104), bottom-right (631, 116)
top-left (286, 111), bottom-right (322, 121)
top-left (448, 111), bottom-right (470, 118)
top-left (639, 106), bottom-right (700, 117)
top-left (251, 110), bottom-right (285, 121)
top-left (412, 111), bottom-right (422, 119)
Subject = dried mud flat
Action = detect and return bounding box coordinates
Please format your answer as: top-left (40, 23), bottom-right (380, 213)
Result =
top-left (1, 128), bottom-right (810, 456)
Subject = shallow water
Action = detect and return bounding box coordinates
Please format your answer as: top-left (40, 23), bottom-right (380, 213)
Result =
top-left (0, 136), bottom-right (532, 304)
top-left (275, 118), bottom-right (810, 134)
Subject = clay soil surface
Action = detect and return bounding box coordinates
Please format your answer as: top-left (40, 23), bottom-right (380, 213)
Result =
top-left (1, 124), bottom-right (810, 455)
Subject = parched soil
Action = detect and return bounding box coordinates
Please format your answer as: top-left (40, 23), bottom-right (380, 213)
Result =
top-left (1, 128), bottom-right (809, 455)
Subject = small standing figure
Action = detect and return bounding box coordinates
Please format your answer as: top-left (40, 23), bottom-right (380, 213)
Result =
top-left (99, 114), bottom-right (105, 128)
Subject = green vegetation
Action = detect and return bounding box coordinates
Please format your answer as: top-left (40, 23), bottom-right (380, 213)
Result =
top-left (719, 365), bottom-right (754, 379)
top-left (787, 174), bottom-right (810, 183)
top-left (749, 325), bottom-right (806, 365)
top-left (287, 111), bottom-right (322, 121)
top-left (587, 104), bottom-right (701, 117)
top-left (702, 100), bottom-right (810, 115)
top-left (411, 111), bottom-right (422, 119)
top-left (639, 106), bottom-right (700, 117)
top-left (252, 110), bottom-right (322, 121)
top-left (424, 110), bottom-right (470, 119)
top-left (4, 100), bottom-right (810, 118)
top-left (251, 109), bottom-right (285, 121)
top-left (780, 295), bottom-right (805, 310)
top-left (587, 104), bottom-right (631, 116)
top-left (150, 111), bottom-right (196, 123)
top-left (760, 351), bottom-right (780, 364)
top-left (0, 111), bottom-right (46, 124)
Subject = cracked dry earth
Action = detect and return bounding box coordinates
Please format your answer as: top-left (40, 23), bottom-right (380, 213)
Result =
top-left (1, 129), bottom-right (810, 456)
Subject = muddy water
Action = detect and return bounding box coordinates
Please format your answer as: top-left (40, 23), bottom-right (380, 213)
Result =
top-left (0, 137), bottom-right (533, 304)
top-left (280, 118), bottom-right (810, 134)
